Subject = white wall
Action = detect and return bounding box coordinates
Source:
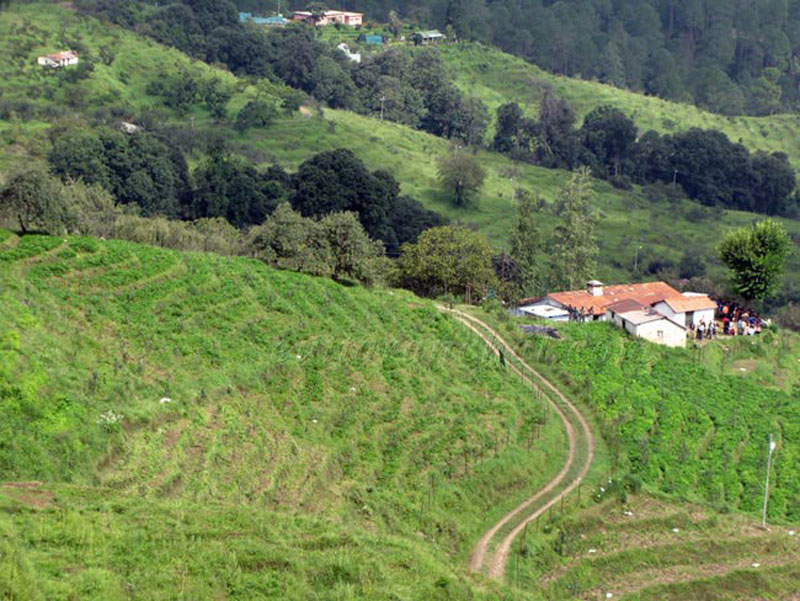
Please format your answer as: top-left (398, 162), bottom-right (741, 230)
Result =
top-left (633, 319), bottom-right (686, 348)
top-left (653, 301), bottom-right (684, 324)
top-left (691, 308), bottom-right (715, 327)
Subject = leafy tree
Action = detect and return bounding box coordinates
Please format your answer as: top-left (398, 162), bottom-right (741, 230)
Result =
top-left (581, 106), bottom-right (637, 177)
top-left (193, 150), bottom-right (276, 227)
top-left (386, 196), bottom-right (448, 256)
top-left (550, 167), bottom-right (598, 290)
top-left (235, 100), bottom-right (279, 132)
top-left (436, 150), bottom-right (486, 207)
top-left (719, 220), bottom-right (790, 304)
top-left (310, 56), bottom-right (357, 109)
top-left (509, 189), bottom-right (543, 297)
top-left (202, 77), bottom-right (234, 120)
top-left (247, 203), bottom-right (333, 277)
top-left (146, 66), bottom-right (202, 114)
top-left (678, 253), bottom-right (706, 279)
top-left (396, 225), bottom-right (497, 300)
top-left (293, 148), bottom-right (396, 243)
top-left (0, 168), bottom-right (66, 234)
top-left (536, 88), bottom-right (579, 168)
top-left (319, 211), bottom-right (385, 284)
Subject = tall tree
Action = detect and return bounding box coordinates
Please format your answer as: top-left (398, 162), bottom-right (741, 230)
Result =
top-left (436, 150), bottom-right (486, 206)
top-left (719, 220), bottom-right (790, 304)
top-left (509, 189), bottom-right (543, 298)
top-left (550, 167), bottom-right (598, 290)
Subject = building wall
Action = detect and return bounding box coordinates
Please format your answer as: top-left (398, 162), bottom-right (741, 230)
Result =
top-left (653, 301), bottom-right (685, 325)
top-left (632, 319), bottom-right (686, 348)
top-left (691, 308), bottom-right (715, 327)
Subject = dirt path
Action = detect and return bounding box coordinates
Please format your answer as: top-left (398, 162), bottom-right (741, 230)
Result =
top-left (442, 309), bottom-right (595, 581)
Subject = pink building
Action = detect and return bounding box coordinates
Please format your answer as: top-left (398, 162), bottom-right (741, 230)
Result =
top-left (292, 10), bottom-right (363, 26)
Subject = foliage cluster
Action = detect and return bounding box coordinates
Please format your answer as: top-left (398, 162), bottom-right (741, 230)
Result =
top-left (494, 98), bottom-right (798, 216)
top-left (337, 0), bottom-right (800, 115)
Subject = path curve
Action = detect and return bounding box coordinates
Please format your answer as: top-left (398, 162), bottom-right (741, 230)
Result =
top-left (442, 309), bottom-right (595, 581)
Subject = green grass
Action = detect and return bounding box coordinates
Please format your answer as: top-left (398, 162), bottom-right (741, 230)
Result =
top-left (0, 231), bottom-right (574, 599)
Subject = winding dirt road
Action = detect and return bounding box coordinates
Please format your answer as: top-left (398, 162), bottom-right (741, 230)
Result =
top-left (443, 309), bottom-right (595, 582)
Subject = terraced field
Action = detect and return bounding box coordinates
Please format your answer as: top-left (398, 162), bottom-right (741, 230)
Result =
top-left (0, 231), bottom-right (577, 599)
top-left (525, 493), bottom-right (800, 600)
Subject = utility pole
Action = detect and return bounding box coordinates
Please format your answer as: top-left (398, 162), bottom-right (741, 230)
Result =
top-left (672, 169), bottom-right (678, 188)
top-left (633, 244), bottom-right (643, 273)
top-left (762, 434), bottom-right (777, 528)
top-left (380, 95), bottom-right (386, 121)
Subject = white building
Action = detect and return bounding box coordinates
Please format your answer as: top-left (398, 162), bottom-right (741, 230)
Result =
top-left (653, 293), bottom-right (716, 328)
top-left (38, 51), bottom-right (79, 68)
top-left (606, 300), bottom-right (687, 348)
top-left (337, 43), bottom-right (362, 63)
top-left (517, 280), bottom-right (715, 348)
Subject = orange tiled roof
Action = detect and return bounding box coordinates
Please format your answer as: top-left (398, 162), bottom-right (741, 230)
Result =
top-left (548, 281), bottom-right (682, 315)
top-left (661, 295), bottom-right (717, 313)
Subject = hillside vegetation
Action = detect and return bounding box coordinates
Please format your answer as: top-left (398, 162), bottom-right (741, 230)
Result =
top-left (0, 230), bottom-right (570, 599)
top-left (2, 2), bottom-right (800, 302)
top-left (440, 44), bottom-right (800, 169)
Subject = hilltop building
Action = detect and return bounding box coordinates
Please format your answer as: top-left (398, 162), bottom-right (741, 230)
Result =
top-left (517, 280), bottom-right (716, 348)
top-left (414, 30), bottom-right (446, 45)
top-left (37, 51), bottom-right (78, 68)
top-left (292, 10), bottom-right (363, 26)
top-left (239, 12), bottom-right (289, 26)
top-left (337, 43), bottom-right (362, 63)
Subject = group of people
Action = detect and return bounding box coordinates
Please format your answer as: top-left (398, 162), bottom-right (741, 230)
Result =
top-left (689, 301), bottom-right (767, 341)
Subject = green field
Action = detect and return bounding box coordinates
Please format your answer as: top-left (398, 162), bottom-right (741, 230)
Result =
top-left (1, 231), bottom-right (798, 599)
top-left (0, 231), bottom-right (573, 599)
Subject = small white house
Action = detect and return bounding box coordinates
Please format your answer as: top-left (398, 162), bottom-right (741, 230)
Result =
top-left (337, 43), bottom-right (362, 63)
top-left (38, 51), bottom-right (79, 68)
top-left (615, 309), bottom-right (687, 348)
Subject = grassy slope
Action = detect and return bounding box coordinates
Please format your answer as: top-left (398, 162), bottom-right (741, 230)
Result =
top-left (0, 231), bottom-right (571, 600)
top-left (1, 3), bottom-right (799, 295)
top-left (440, 43), bottom-right (800, 170)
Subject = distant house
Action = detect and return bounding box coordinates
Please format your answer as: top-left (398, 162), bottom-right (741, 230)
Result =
top-left (414, 30), bottom-right (446, 45)
top-left (37, 51), bottom-right (79, 68)
top-left (239, 12), bottom-right (289, 26)
top-left (293, 10), bottom-right (363, 26)
top-left (517, 280), bottom-right (716, 348)
top-left (337, 43), bottom-right (362, 63)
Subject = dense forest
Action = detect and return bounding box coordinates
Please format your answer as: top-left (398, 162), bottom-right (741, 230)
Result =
top-left (235, 0), bottom-right (800, 116)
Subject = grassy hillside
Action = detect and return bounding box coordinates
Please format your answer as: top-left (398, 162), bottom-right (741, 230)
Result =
top-left (440, 44), bottom-right (800, 170)
top-left (473, 309), bottom-right (800, 523)
top-left (0, 230), bottom-right (573, 599)
top-left (1, 2), bottom-right (799, 301)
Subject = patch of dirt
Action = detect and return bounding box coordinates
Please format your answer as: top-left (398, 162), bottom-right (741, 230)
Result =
top-left (1, 482), bottom-right (55, 509)
top-left (299, 106), bottom-right (313, 118)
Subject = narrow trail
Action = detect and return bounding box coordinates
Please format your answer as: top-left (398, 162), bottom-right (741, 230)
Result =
top-left (442, 308), bottom-right (596, 582)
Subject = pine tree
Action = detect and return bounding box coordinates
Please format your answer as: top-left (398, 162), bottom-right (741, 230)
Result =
top-left (550, 167), bottom-right (598, 290)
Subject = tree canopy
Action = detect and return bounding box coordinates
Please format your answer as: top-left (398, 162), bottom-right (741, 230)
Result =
top-left (719, 220), bottom-right (791, 303)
